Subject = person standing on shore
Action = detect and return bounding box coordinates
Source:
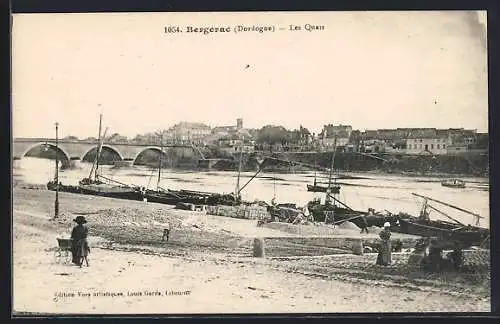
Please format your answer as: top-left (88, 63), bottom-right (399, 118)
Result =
top-left (71, 216), bottom-right (90, 266)
top-left (376, 222), bottom-right (392, 266)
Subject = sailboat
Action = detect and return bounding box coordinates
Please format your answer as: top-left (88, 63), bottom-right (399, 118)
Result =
top-left (306, 155), bottom-right (341, 193)
top-left (307, 138), bottom-right (359, 222)
top-left (397, 193), bottom-right (489, 248)
top-left (77, 114), bottom-right (144, 200)
top-left (142, 134), bottom-right (240, 207)
top-left (303, 138), bottom-right (404, 230)
top-left (304, 137), bottom-right (392, 230)
top-left (141, 133), bottom-right (200, 205)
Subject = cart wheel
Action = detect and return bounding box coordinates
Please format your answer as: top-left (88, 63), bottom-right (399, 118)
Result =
top-left (54, 249), bottom-right (60, 263)
top-left (63, 250), bottom-right (72, 264)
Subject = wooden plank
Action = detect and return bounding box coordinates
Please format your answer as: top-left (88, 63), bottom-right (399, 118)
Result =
top-left (412, 192), bottom-right (483, 219)
top-left (426, 204), bottom-right (466, 226)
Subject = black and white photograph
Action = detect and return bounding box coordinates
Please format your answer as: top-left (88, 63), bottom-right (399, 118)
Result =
top-left (11, 11), bottom-right (490, 314)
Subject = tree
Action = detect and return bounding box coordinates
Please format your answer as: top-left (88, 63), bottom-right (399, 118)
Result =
top-left (131, 131), bottom-right (169, 145)
top-left (154, 129), bottom-right (168, 145)
top-left (63, 135), bottom-right (79, 141)
top-left (288, 129), bottom-right (301, 144)
top-left (256, 125), bottom-right (291, 145)
top-left (107, 133), bottom-right (128, 143)
top-left (131, 134), bottom-right (147, 144)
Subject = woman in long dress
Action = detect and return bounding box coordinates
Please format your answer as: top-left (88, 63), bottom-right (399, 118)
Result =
top-left (376, 222), bottom-right (392, 266)
top-left (71, 216), bottom-right (90, 266)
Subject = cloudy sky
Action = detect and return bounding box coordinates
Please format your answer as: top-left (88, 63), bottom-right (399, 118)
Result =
top-left (12, 11), bottom-right (488, 139)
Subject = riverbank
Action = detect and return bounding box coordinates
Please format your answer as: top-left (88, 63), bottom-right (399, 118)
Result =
top-left (13, 188), bottom-right (490, 314)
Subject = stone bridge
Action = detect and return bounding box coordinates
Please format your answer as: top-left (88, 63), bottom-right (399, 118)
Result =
top-left (12, 138), bottom-right (205, 167)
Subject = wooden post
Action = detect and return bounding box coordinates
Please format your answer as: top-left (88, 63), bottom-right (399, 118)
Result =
top-left (54, 122), bottom-right (60, 219)
top-left (253, 238), bottom-right (266, 258)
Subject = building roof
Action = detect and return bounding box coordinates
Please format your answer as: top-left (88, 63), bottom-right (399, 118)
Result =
top-left (323, 124), bottom-right (353, 132)
top-left (170, 122), bottom-right (211, 130)
top-left (212, 125), bottom-right (237, 133)
top-left (406, 128), bottom-right (446, 139)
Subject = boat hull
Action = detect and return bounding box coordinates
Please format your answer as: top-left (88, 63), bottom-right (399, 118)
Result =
top-left (307, 184), bottom-right (340, 193)
top-left (79, 184), bottom-right (144, 201)
top-left (47, 181), bottom-right (82, 194)
top-left (307, 201), bottom-right (359, 223)
top-left (144, 190), bottom-right (239, 206)
top-left (441, 179), bottom-right (466, 188)
top-left (47, 181), bottom-right (144, 201)
top-left (441, 183), bottom-right (466, 188)
top-left (143, 191), bottom-right (187, 205)
top-left (398, 218), bottom-right (488, 247)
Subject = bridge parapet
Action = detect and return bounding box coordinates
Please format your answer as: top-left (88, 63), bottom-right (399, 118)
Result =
top-left (14, 138), bottom-right (195, 147)
top-left (12, 138), bottom-right (203, 163)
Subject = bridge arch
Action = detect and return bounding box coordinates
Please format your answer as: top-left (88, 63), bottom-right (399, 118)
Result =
top-left (132, 147), bottom-right (169, 165)
top-left (81, 145), bottom-right (124, 162)
top-left (20, 142), bottom-right (72, 164)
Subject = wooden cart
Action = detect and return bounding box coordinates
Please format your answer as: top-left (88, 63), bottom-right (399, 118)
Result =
top-left (54, 238), bottom-right (73, 264)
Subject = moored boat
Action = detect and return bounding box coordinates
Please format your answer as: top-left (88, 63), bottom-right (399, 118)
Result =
top-left (142, 134), bottom-right (244, 207)
top-left (46, 115), bottom-right (143, 202)
top-left (306, 156), bottom-right (341, 194)
top-left (78, 177), bottom-right (143, 201)
top-left (441, 179), bottom-right (466, 188)
top-left (143, 188), bottom-right (185, 205)
top-left (47, 176), bottom-right (144, 201)
top-left (397, 193), bottom-right (489, 248)
top-left (77, 114), bottom-right (143, 201)
top-left (143, 187), bottom-right (238, 206)
top-left (398, 218), bottom-right (488, 247)
top-left (47, 180), bottom-right (82, 194)
top-left (307, 183), bottom-right (340, 193)
top-left (304, 138), bottom-right (397, 230)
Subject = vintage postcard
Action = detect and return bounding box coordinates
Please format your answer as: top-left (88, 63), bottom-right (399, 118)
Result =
top-left (12, 11), bottom-right (490, 315)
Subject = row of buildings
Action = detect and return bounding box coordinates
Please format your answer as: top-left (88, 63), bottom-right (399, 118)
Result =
top-left (132, 119), bottom-right (487, 156)
top-left (318, 125), bottom-right (487, 155)
top-left (160, 118), bottom-right (256, 153)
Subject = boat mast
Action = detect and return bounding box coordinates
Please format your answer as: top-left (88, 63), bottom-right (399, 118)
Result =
top-left (95, 114), bottom-right (103, 181)
top-left (88, 114), bottom-right (103, 180)
top-left (313, 155), bottom-right (317, 186)
top-left (412, 192), bottom-right (484, 225)
top-left (326, 137), bottom-right (337, 203)
top-left (234, 137), bottom-right (243, 201)
top-left (156, 131), bottom-right (163, 191)
top-left (238, 166), bottom-right (263, 195)
top-left (94, 127), bottom-right (108, 181)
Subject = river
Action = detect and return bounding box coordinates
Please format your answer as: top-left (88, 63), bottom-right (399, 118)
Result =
top-left (13, 157), bottom-right (490, 228)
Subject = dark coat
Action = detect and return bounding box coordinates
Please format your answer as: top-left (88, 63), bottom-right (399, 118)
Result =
top-left (376, 228), bottom-right (392, 266)
top-left (71, 224), bottom-right (90, 264)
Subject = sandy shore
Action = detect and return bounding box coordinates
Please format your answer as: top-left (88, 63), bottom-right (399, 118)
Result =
top-left (13, 188), bottom-right (490, 314)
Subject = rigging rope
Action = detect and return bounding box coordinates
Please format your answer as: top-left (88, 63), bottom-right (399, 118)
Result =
top-left (273, 171), bottom-right (276, 200)
top-left (146, 167), bottom-right (155, 189)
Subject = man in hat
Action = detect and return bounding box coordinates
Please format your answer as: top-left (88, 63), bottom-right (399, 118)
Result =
top-left (376, 222), bottom-right (392, 266)
top-left (71, 216), bottom-right (90, 266)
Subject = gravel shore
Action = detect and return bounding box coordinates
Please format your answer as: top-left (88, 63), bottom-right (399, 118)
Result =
top-left (13, 188), bottom-right (491, 314)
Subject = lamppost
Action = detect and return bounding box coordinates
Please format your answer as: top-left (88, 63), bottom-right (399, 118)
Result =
top-left (54, 122), bottom-right (59, 219)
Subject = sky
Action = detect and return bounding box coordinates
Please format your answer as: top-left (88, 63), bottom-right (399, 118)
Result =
top-left (12, 11), bottom-right (488, 139)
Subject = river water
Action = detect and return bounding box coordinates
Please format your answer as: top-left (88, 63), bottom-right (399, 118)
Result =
top-left (14, 157), bottom-right (490, 228)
